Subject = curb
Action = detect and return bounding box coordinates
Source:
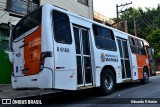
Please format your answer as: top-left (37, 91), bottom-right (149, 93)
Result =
top-left (156, 71), bottom-right (160, 74)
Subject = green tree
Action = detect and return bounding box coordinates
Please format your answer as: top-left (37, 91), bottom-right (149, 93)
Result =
top-left (146, 30), bottom-right (160, 58)
top-left (146, 30), bottom-right (160, 70)
top-left (114, 4), bottom-right (160, 70)
top-left (114, 4), bottom-right (160, 39)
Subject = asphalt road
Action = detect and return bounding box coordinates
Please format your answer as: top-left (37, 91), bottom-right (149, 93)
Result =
top-left (44, 74), bottom-right (160, 107)
top-left (1, 74), bottom-right (160, 107)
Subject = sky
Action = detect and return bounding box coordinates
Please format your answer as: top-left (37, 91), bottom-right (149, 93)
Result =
top-left (93, 0), bottom-right (160, 18)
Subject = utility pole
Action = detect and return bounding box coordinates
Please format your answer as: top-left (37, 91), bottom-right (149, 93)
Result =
top-left (134, 17), bottom-right (137, 37)
top-left (27, 0), bottom-right (33, 13)
top-left (116, 2), bottom-right (132, 31)
top-left (124, 20), bottom-right (128, 33)
top-left (116, 4), bottom-right (119, 29)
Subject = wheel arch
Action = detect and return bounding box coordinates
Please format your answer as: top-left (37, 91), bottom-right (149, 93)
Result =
top-left (101, 65), bottom-right (117, 83)
top-left (140, 65), bottom-right (150, 84)
top-left (143, 66), bottom-right (150, 76)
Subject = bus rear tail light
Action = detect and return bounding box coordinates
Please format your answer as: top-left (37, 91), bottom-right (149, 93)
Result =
top-left (40, 53), bottom-right (45, 71)
top-left (40, 52), bottom-right (52, 71)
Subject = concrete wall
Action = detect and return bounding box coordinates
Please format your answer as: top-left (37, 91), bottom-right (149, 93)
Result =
top-left (40, 0), bottom-right (93, 19)
top-left (94, 11), bottom-right (114, 25)
top-left (0, 0), bottom-right (21, 25)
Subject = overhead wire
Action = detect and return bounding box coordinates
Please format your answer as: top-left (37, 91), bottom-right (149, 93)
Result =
top-left (142, 16), bottom-right (157, 30)
top-left (145, 14), bottom-right (159, 30)
top-left (137, 25), bottom-right (148, 36)
top-left (139, 18), bottom-right (155, 31)
top-left (130, 0), bottom-right (158, 31)
top-left (114, 0), bottom-right (157, 36)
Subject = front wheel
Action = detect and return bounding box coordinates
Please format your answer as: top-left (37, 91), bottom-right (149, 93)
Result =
top-left (100, 69), bottom-right (115, 95)
top-left (140, 68), bottom-right (149, 84)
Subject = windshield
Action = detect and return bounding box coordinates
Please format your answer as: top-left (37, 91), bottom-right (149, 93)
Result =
top-left (13, 7), bottom-right (42, 40)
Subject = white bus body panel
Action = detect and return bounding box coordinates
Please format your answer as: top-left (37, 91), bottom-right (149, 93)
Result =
top-left (94, 49), bottom-right (122, 86)
top-left (42, 5), bottom-right (55, 88)
top-left (13, 39), bottom-right (24, 77)
top-left (12, 69), bottom-right (52, 89)
top-left (41, 5), bottom-right (54, 52)
top-left (53, 43), bottom-right (77, 90)
top-left (130, 54), bottom-right (138, 80)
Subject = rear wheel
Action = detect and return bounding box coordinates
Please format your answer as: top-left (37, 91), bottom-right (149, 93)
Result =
top-left (100, 69), bottom-right (115, 95)
top-left (140, 68), bottom-right (149, 84)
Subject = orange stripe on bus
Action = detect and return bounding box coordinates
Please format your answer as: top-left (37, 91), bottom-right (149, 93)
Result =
top-left (24, 25), bottom-right (42, 76)
top-left (136, 54), bottom-right (149, 79)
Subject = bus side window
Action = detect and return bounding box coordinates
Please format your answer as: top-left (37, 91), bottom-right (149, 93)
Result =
top-left (93, 24), bottom-right (117, 51)
top-left (135, 39), bottom-right (146, 55)
top-left (52, 10), bottom-right (72, 44)
top-left (128, 36), bottom-right (137, 54)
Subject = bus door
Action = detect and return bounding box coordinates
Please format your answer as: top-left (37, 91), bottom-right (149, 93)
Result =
top-left (135, 39), bottom-right (149, 79)
top-left (73, 25), bottom-right (93, 86)
top-left (117, 38), bottom-right (132, 79)
top-left (147, 46), bottom-right (156, 75)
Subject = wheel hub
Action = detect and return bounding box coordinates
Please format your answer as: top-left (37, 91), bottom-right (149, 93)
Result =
top-left (144, 72), bottom-right (149, 82)
top-left (104, 75), bottom-right (113, 90)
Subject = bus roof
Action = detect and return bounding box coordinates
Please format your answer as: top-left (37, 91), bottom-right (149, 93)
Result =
top-left (47, 4), bottom-right (148, 43)
top-left (20, 4), bottom-right (149, 45)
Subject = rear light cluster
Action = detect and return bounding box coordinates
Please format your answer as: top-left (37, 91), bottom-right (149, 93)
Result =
top-left (40, 53), bottom-right (45, 71)
top-left (40, 51), bottom-right (52, 71)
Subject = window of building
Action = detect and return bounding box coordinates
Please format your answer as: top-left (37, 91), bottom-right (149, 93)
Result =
top-left (78, 0), bottom-right (89, 6)
top-left (0, 28), bottom-right (9, 37)
top-left (0, 28), bottom-right (9, 51)
top-left (93, 24), bottom-right (117, 51)
top-left (52, 10), bottom-right (72, 44)
top-left (0, 40), bottom-right (9, 51)
top-left (128, 36), bottom-right (137, 54)
top-left (6, 0), bottom-right (39, 15)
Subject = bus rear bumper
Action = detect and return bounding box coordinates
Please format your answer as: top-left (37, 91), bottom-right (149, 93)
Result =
top-left (11, 68), bottom-right (53, 89)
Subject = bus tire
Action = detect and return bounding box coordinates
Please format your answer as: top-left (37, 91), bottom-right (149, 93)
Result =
top-left (140, 68), bottom-right (149, 84)
top-left (100, 69), bottom-right (115, 95)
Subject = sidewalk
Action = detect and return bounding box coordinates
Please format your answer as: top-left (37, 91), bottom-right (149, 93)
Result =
top-left (156, 71), bottom-right (160, 74)
top-left (0, 71), bottom-right (159, 99)
top-left (0, 84), bottom-right (62, 99)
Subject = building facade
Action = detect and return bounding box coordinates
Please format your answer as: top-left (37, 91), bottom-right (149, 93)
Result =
top-left (93, 11), bottom-right (115, 27)
top-left (0, 0), bottom-right (93, 26)
top-left (0, 0), bottom-right (93, 51)
top-left (40, 0), bottom-right (93, 19)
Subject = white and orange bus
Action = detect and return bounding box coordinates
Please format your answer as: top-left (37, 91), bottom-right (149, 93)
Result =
top-left (9, 4), bottom-right (155, 95)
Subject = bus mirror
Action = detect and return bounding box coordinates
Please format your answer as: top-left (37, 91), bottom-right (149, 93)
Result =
top-left (8, 22), bottom-right (13, 52)
top-left (152, 48), bottom-right (154, 55)
top-left (9, 52), bottom-right (14, 63)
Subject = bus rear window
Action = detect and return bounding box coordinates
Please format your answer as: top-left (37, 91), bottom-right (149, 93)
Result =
top-left (13, 7), bottom-right (42, 40)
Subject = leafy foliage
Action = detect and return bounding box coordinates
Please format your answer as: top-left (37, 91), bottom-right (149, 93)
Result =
top-left (114, 4), bottom-right (160, 39)
top-left (114, 4), bottom-right (160, 69)
top-left (147, 30), bottom-right (160, 58)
